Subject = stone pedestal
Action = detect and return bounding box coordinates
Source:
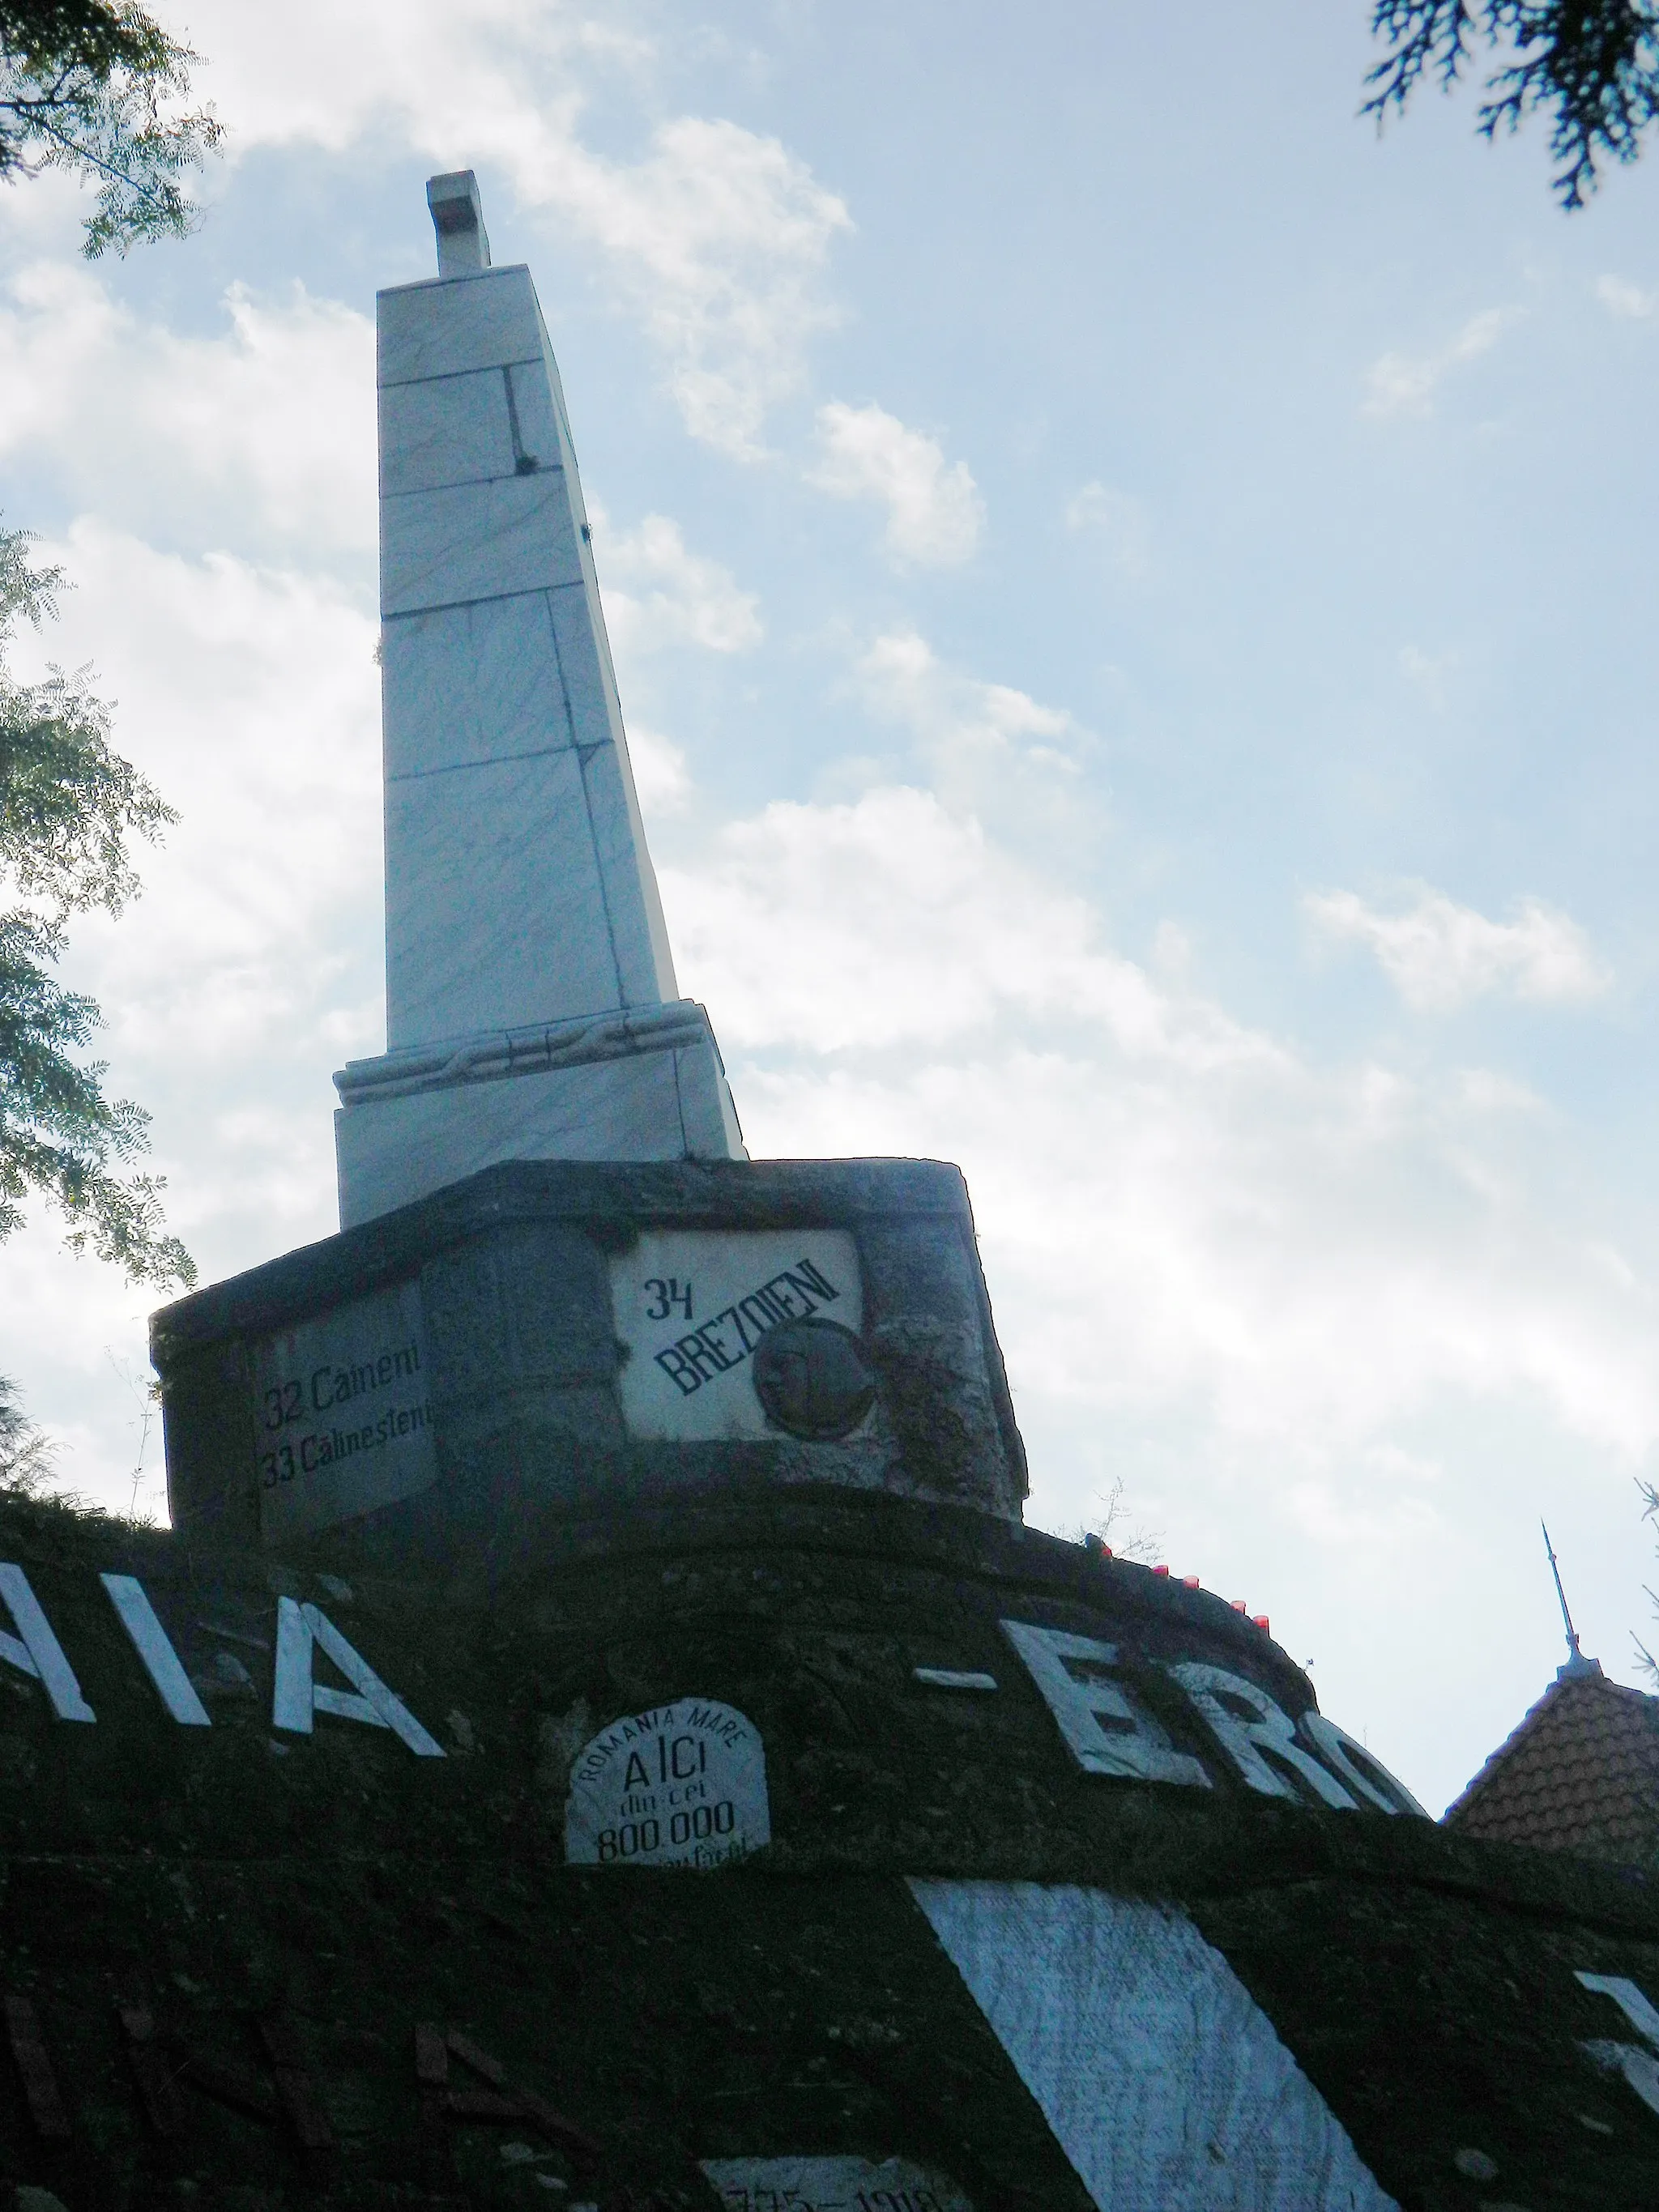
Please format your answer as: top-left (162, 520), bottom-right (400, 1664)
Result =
top-left (333, 1001), bottom-right (743, 1229)
top-left (151, 1158), bottom-right (1028, 1560)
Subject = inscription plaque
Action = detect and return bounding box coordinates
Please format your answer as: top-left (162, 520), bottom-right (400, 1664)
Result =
top-left (250, 1279), bottom-right (437, 1541)
top-left (610, 1230), bottom-right (865, 1441)
top-left (699, 2155), bottom-right (973, 2212)
top-left (565, 1697), bottom-right (770, 1869)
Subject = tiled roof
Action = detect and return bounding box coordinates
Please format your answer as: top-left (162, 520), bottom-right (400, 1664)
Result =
top-left (1444, 1667), bottom-right (1659, 1865)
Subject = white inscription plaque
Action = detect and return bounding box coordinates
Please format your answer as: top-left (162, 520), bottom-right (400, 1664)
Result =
top-left (699, 2156), bottom-right (973, 2212)
top-left (610, 1230), bottom-right (864, 1441)
top-left (251, 1278), bottom-right (437, 1541)
top-left (565, 1697), bottom-right (770, 1869)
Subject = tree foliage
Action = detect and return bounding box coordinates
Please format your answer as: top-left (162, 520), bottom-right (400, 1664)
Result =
top-left (0, 522), bottom-right (194, 1291)
top-left (0, 1370), bottom-right (57, 1495)
top-left (0, 0), bottom-right (220, 254)
top-left (1367, 2), bottom-right (1659, 207)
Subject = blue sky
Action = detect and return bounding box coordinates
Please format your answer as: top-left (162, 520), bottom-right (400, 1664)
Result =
top-left (3, 0), bottom-right (1659, 1812)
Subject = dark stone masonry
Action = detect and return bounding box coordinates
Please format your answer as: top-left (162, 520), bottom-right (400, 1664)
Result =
top-left (151, 1161), bottom-right (1030, 1564)
top-left (0, 1482), bottom-right (1652, 2210)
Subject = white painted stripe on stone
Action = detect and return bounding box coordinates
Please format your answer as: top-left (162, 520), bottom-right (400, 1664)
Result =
top-left (908, 1880), bottom-right (1397, 2212)
top-left (100, 1575), bottom-right (211, 1726)
top-left (913, 1667), bottom-right (999, 1691)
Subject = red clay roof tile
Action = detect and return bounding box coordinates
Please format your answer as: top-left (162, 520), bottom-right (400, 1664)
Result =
top-left (1444, 1670), bottom-right (1659, 1864)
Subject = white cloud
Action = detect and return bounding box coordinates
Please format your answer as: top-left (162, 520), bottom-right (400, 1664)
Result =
top-left (626, 725), bottom-right (693, 815)
top-left (180, 0), bottom-right (851, 456)
top-left (578, 118), bottom-right (851, 456)
top-left (593, 515), bottom-right (758, 821)
top-left (1397, 643), bottom-right (1457, 711)
top-left (1363, 307), bottom-right (1514, 418)
top-left (853, 629), bottom-right (1081, 816)
top-left (1065, 481), bottom-right (1151, 579)
top-left (595, 510), bottom-right (763, 656)
top-left (808, 402), bottom-right (984, 565)
top-left (1596, 274), bottom-right (1657, 319)
top-left (0, 262), bottom-right (376, 560)
top-left (671, 785), bottom-right (1240, 1057)
top-left (1305, 885), bottom-right (1611, 1012)
top-left (700, 857), bottom-right (1659, 1822)
top-left (664, 785), bottom-right (1659, 1478)
top-left (5, 518), bottom-right (382, 1203)
top-left (0, 514), bottom-right (381, 1505)
top-left (0, 516), bottom-right (384, 1502)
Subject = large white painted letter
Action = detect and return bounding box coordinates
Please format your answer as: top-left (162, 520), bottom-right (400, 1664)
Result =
top-left (1299, 1710), bottom-right (1426, 1816)
top-left (1170, 1663), bottom-right (1356, 1808)
top-left (1579, 1972), bottom-right (1659, 2048)
top-left (0, 1563), bottom-right (93, 1722)
top-left (1578, 1972), bottom-right (1659, 2116)
top-left (100, 1575), bottom-right (211, 1727)
top-left (271, 1599), bottom-right (444, 1757)
top-left (1001, 1622), bottom-right (1211, 1788)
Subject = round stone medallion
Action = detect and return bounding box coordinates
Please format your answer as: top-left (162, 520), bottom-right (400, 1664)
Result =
top-left (751, 1319), bottom-right (876, 1441)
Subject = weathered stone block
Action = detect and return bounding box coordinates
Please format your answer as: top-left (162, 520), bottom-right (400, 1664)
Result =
top-left (151, 1158), bottom-right (1028, 1561)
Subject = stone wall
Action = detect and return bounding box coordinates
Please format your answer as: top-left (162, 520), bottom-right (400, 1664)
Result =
top-left (0, 1490), bottom-right (1650, 2208)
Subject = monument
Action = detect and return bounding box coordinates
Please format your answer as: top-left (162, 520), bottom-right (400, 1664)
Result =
top-left (0, 177), bottom-right (1646, 2212)
top-left (155, 170), bottom-right (1029, 1557)
top-left (335, 168), bottom-right (743, 1231)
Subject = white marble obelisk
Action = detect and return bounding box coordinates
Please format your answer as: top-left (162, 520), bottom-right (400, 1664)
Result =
top-left (334, 172), bottom-right (743, 1228)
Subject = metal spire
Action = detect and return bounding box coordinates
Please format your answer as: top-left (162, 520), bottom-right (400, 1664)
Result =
top-left (1541, 1521), bottom-right (1601, 1680)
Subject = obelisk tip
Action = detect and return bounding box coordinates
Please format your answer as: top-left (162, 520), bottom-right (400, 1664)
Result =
top-left (426, 170), bottom-right (490, 279)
